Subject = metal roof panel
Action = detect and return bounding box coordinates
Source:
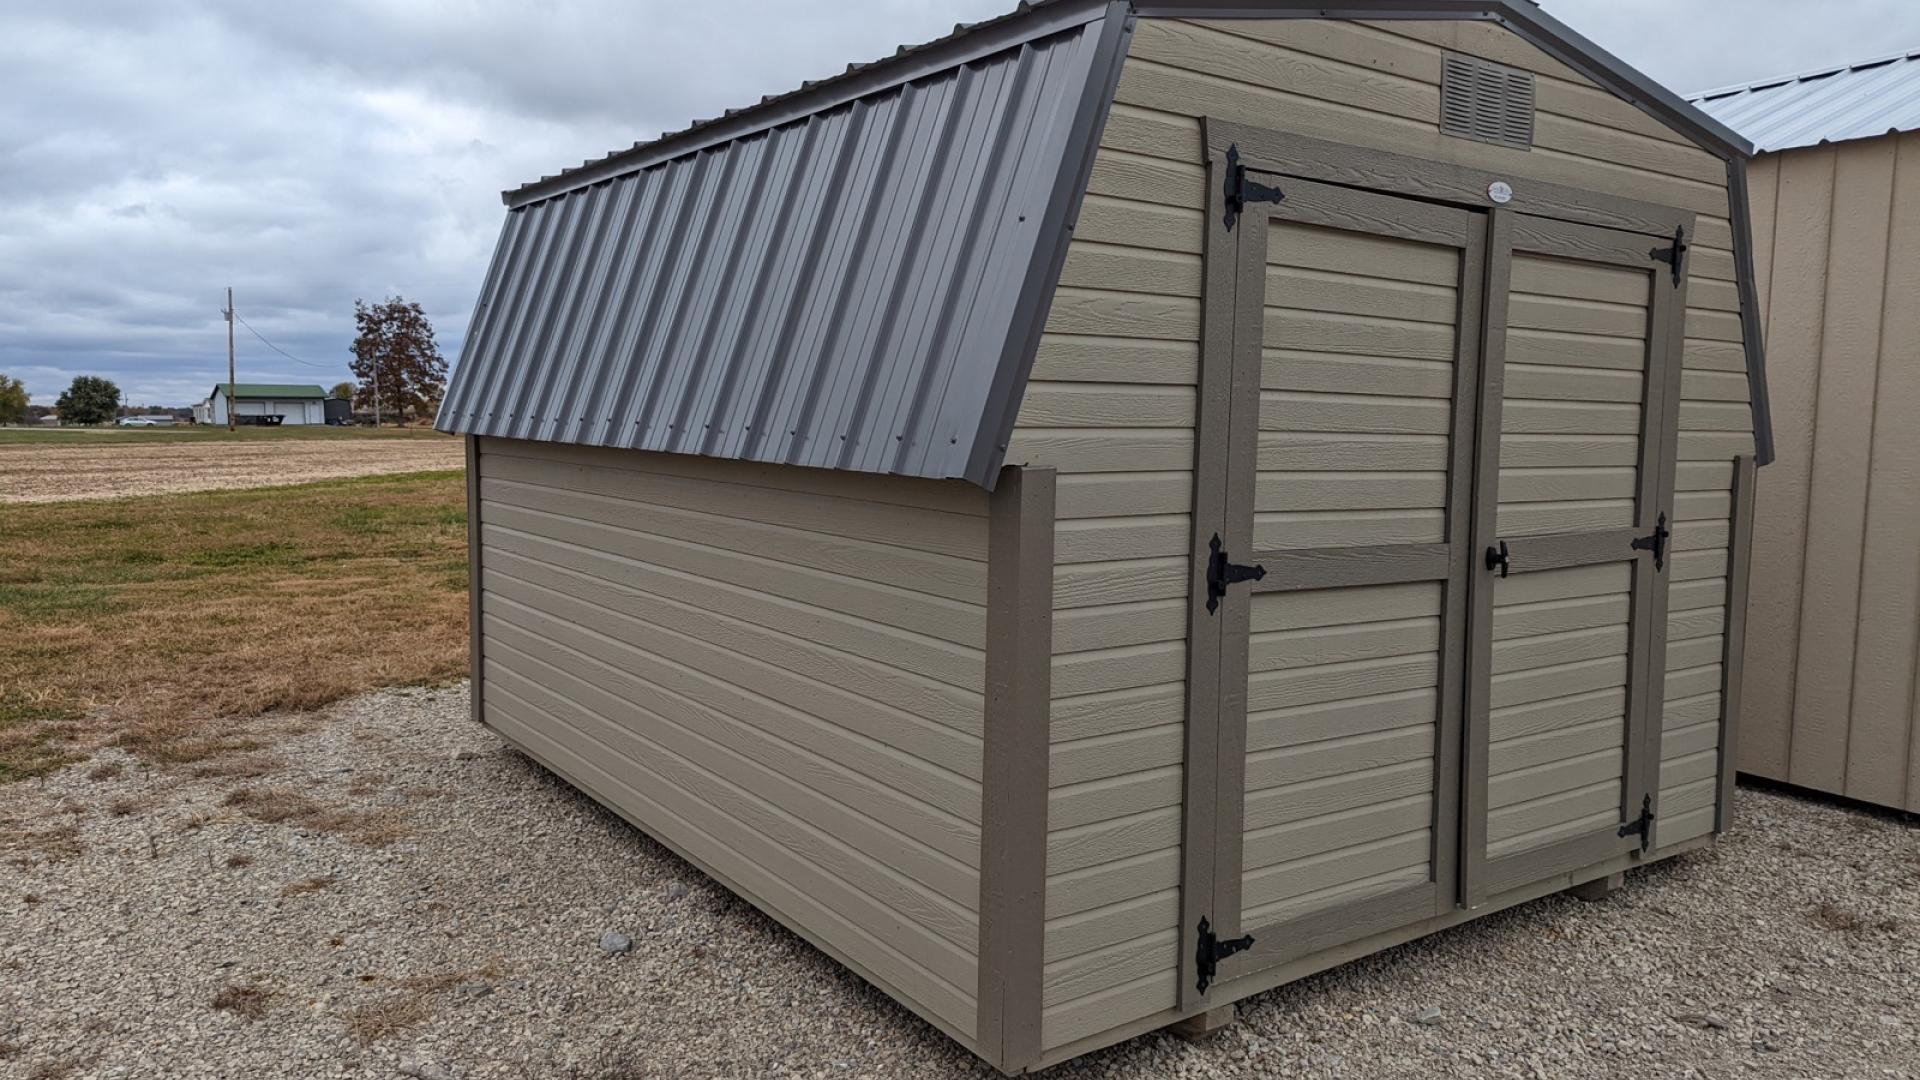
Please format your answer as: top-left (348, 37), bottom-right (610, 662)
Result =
top-left (1688, 47), bottom-right (1920, 152)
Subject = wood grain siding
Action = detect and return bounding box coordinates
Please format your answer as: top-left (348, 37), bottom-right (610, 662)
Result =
top-left (1006, 17), bottom-right (1754, 1051)
top-left (1740, 133), bottom-right (1920, 812)
top-left (470, 437), bottom-right (991, 1042)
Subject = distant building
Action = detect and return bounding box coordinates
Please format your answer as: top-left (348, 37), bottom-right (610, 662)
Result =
top-left (204, 384), bottom-right (328, 426)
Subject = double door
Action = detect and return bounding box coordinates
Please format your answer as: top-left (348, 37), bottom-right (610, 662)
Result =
top-left (1180, 134), bottom-right (1690, 1006)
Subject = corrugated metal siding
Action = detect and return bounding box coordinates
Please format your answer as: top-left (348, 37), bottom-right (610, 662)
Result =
top-left (438, 20), bottom-right (1109, 486)
top-left (1689, 48), bottom-right (1920, 153)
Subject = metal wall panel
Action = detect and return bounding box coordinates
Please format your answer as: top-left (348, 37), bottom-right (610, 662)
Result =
top-left (438, 19), bottom-right (1111, 486)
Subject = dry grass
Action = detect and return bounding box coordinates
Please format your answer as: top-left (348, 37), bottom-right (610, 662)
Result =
top-left (0, 817), bottom-right (85, 865)
top-left (221, 786), bottom-right (408, 847)
top-left (342, 994), bottom-right (433, 1042)
top-left (0, 470), bottom-right (468, 781)
top-left (210, 983), bottom-right (275, 1022)
top-left (86, 762), bottom-right (122, 781)
top-left (279, 874), bottom-right (337, 897)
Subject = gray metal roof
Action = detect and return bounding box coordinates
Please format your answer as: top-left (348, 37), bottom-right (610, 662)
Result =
top-left (439, 5), bottom-right (1130, 486)
top-left (440, 0), bottom-right (1773, 483)
top-left (1688, 47), bottom-right (1920, 153)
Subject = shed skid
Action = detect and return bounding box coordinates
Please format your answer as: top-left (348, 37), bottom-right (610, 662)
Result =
top-left (447, 3), bottom-right (1764, 1073)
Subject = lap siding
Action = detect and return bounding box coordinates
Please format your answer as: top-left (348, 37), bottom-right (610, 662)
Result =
top-left (472, 437), bottom-right (989, 1044)
top-left (1011, 17), bottom-right (1753, 1052)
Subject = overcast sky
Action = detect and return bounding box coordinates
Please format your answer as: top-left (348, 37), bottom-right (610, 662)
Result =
top-left (3, 1), bottom-right (1913, 407)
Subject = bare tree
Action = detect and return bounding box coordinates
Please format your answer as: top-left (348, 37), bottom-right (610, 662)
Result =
top-left (348, 297), bottom-right (447, 425)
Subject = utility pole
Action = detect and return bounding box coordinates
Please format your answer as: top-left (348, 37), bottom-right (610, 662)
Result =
top-left (225, 286), bottom-right (237, 431)
top-left (373, 352), bottom-right (382, 428)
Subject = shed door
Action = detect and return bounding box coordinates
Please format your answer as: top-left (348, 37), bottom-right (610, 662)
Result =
top-left (1181, 155), bottom-right (1689, 1006)
top-left (1461, 213), bottom-right (1687, 901)
top-left (1179, 175), bottom-right (1485, 1006)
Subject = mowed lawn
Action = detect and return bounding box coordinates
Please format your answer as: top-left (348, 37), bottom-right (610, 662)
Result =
top-left (0, 470), bottom-right (470, 780)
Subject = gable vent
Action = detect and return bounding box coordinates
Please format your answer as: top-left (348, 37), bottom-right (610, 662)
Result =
top-left (1441, 53), bottom-right (1536, 150)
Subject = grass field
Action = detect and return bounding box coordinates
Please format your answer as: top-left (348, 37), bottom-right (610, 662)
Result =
top-left (0, 470), bottom-right (469, 781)
top-left (0, 424), bottom-right (448, 446)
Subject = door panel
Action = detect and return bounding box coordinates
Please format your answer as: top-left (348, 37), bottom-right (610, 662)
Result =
top-left (1462, 213), bottom-right (1686, 902)
top-left (1188, 175), bottom-right (1481, 1001)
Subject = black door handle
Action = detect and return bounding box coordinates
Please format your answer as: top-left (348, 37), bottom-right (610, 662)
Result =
top-left (1485, 541), bottom-right (1511, 578)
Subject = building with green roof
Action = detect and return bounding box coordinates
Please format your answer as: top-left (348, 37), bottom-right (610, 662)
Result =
top-left (203, 383), bottom-right (328, 426)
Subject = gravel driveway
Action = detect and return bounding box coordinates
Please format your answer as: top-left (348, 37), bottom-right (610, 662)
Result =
top-left (2, 685), bottom-right (1915, 1079)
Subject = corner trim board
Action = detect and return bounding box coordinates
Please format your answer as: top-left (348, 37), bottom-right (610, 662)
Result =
top-left (466, 434), bottom-right (485, 725)
top-left (978, 464), bottom-right (1056, 1071)
top-left (1717, 453), bottom-right (1757, 831)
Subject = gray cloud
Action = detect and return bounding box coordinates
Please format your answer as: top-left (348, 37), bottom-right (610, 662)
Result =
top-left (1, 0), bottom-right (1911, 406)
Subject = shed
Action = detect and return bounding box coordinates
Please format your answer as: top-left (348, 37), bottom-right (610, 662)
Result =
top-left (439, 2), bottom-right (1772, 1070)
top-left (1690, 50), bottom-right (1920, 812)
top-left (207, 383), bottom-right (328, 426)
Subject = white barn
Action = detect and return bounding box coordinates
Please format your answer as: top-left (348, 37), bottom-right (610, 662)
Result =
top-left (205, 384), bottom-right (327, 426)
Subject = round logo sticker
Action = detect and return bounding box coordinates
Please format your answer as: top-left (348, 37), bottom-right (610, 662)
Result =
top-left (1487, 180), bottom-right (1514, 205)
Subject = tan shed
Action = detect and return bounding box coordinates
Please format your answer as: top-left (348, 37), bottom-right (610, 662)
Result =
top-left (1690, 51), bottom-right (1920, 813)
top-left (438, 2), bottom-right (1774, 1071)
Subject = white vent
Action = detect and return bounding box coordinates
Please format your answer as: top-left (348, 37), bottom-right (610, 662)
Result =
top-left (1441, 53), bottom-right (1536, 150)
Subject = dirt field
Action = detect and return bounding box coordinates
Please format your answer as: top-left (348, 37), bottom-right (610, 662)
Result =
top-left (0, 435), bottom-right (464, 502)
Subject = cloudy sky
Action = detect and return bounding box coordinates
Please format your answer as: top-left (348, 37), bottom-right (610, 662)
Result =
top-left (3, 1), bottom-right (1913, 407)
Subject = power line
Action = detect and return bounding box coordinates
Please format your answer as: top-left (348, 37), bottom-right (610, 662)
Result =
top-left (232, 311), bottom-right (338, 372)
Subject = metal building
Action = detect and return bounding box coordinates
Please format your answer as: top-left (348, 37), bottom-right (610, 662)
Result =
top-left (205, 383), bottom-right (328, 426)
top-left (1691, 50), bottom-right (1920, 812)
top-left (440, 2), bottom-right (1771, 1070)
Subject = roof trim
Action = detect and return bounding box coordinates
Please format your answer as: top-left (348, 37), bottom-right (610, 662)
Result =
top-left (1130, 0), bottom-right (1753, 160)
top-left (507, 0), bottom-right (1753, 211)
top-left (504, 0), bottom-right (1112, 208)
top-left (965, 3), bottom-right (1136, 487)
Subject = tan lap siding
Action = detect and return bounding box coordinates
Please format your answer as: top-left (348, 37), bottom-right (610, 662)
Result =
top-left (472, 437), bottom-right (989, 1041)
top-left (1011, 18), bottom-right (1754, 1050)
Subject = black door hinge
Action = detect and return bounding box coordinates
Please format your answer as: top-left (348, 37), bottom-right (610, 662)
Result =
top-left (1650, 225), bottom-right (1688, 286)
top-left (1223, 143), bottom-right (1285, 231)
top-left (1206, 533), bottom-right (1266, 615)
top-left (1631, 512), bottom-right (1670, 571)
top-left (1618, 794), bottom-right (1655, 853)
top-left (1196, 916), bottom-right (1254, 995)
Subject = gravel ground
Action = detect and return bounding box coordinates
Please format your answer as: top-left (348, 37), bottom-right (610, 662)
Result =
top-left (0, 439), bottom-right (463, 502)
top-left (2, 685), bottom-right (1915, 1079)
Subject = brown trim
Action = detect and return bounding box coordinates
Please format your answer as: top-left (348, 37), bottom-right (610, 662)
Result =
top-left (1208, 121), bottom-right (1694, 239)
top-left (1212, 156), bottom-right (1267, 948)
top-left (1251, 544), bottom-right (1454, 591)
top-left (1510, 213), bottom-right (1672, 267)
top-left (1499, 529), bottom-right (1644, 573)
top-left (1460, 206), bottom-right (1513, 908)
top-left (1717, 453), bottom-right (1758, 832)
top-left (466, 434), bottom-right (486, 726)
top-left (1634, 239), bottom-right (1692, 853)
top-left (978, 464), bottom-right (1056, 1072)
top-left (1176, 141), bottom-right (1241, 1014)
top-left (1267, 175), bottom-right (1481, 245)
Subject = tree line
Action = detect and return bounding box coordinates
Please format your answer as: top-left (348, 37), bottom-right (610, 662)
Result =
top-left (0, 295), bottom-right (447, 426)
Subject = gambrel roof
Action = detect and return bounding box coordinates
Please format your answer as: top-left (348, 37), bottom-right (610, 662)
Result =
top-left (438, 0), bottom-right (1772, 485)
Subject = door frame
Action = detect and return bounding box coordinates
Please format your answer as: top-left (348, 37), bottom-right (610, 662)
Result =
top-left (1179, 118), bottom-right (1696, 1007)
